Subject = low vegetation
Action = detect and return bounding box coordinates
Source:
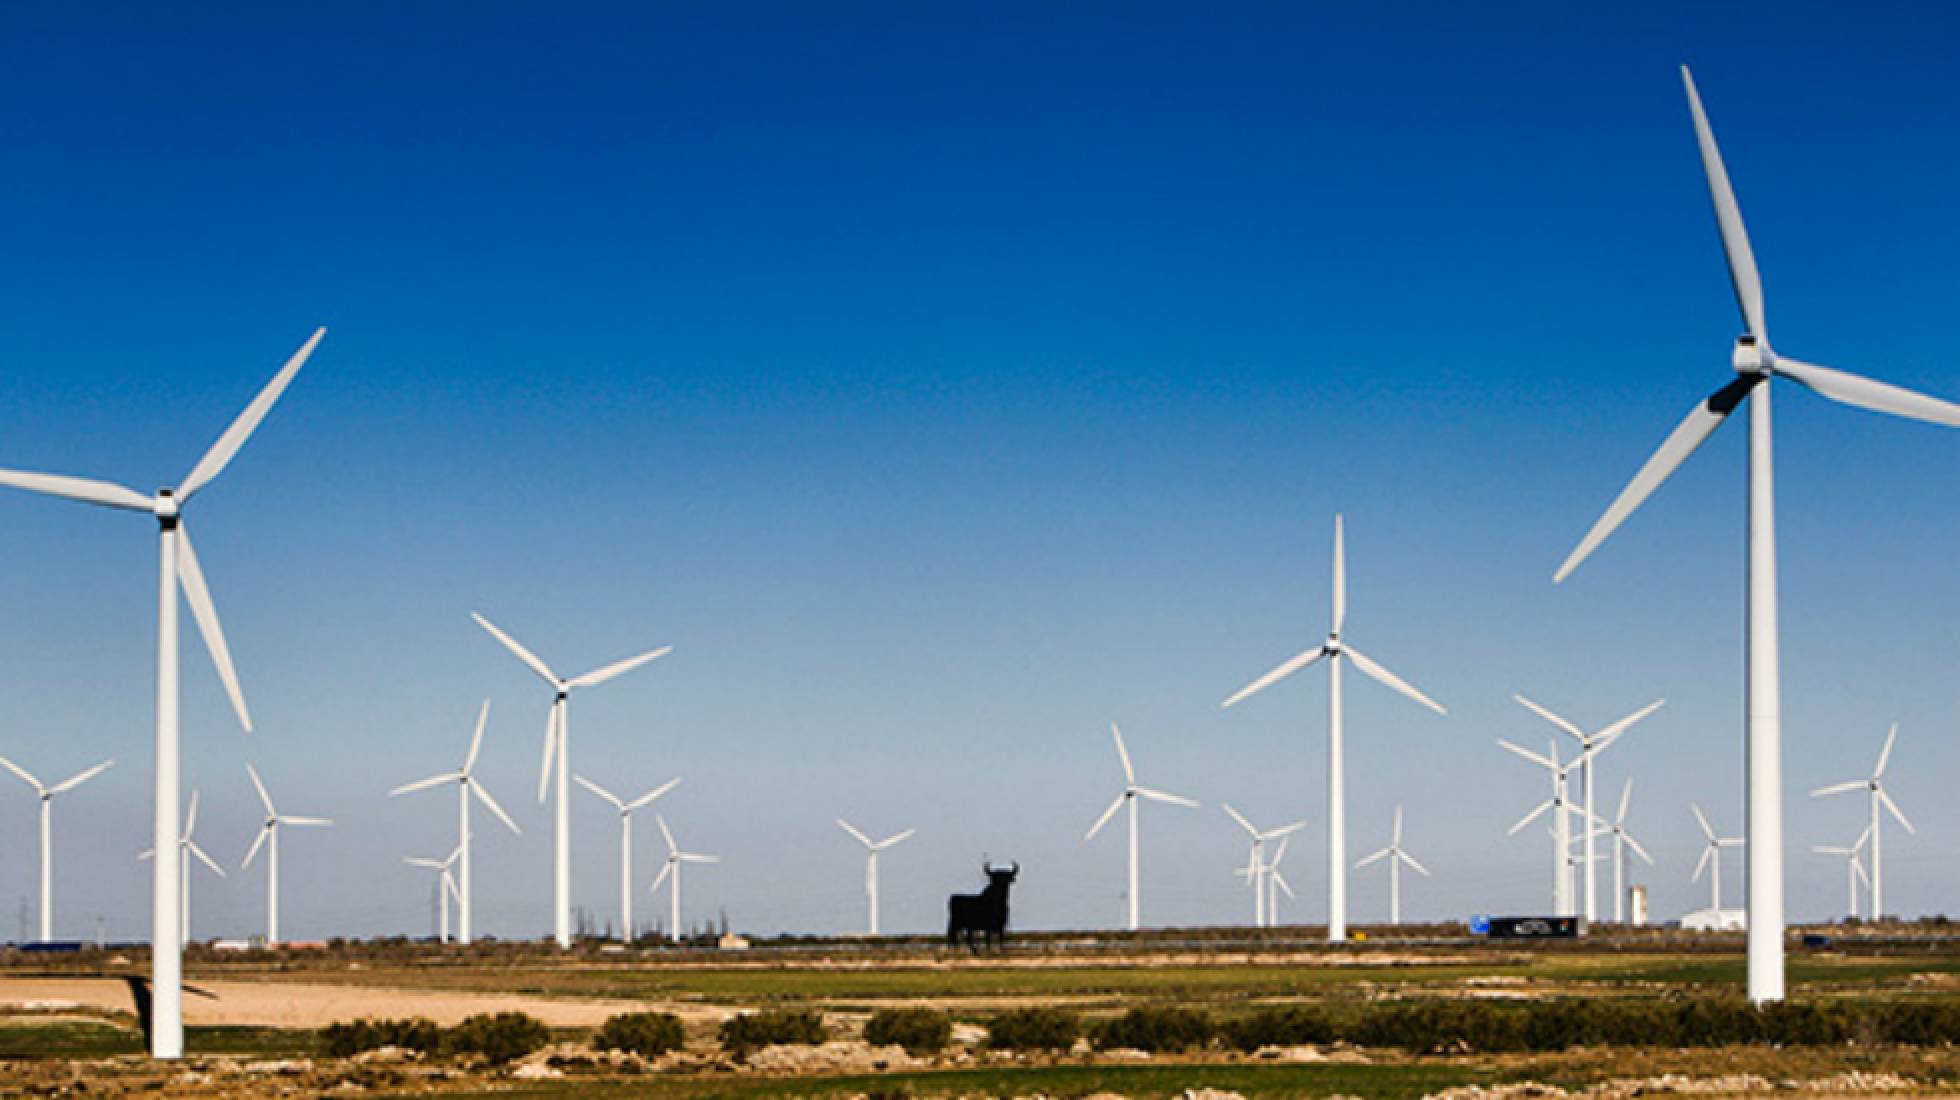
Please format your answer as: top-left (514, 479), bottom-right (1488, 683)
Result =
top-left (984, 1006), bottom-right (1081, 1051)
top-left (317, 1015), bottom-right (443, 1057)
top-left (719, 1008), bottom-right (828, 1055)
top-left (863, 1006), bottom-right (952, 1054)
top-left (444, 1011), bottom-right (553, 1064)
top-left (594, 1011), bottom-right (688, 1057)
top-left (1092, 1005), bottom-right (1218, 1052)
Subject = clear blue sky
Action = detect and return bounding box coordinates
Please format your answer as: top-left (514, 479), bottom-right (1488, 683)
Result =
top-left (0, 3), bottom-right (1955, 941)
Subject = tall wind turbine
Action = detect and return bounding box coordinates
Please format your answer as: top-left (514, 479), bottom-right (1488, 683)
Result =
top-left (1810, 723), bottom-right (1913, 920)
top-left (1222, 515), bottom-right (1447, 941)
top-left (1598, 779), bottom-right (1654, 924)
top-left (1083, 723), bottom-right (1197, 931)
top-left (1514, 696), bottom-right (1664, 924)
top-left (0, 329), bottom-right (322, 1055)
top-left (577, 774), bottom-right (680, 943)
top-left (390, 700), bottom-right (521, 944)
top-left (1221, 804), bottom-right (1305, 927)
top-left (836, 818), bottom-right (916, 936)
top-left (1498, 737), bottom-right (1603, 916)
top-left (1354, 805), bottom-right (1428, 926)
top-left (406, 848), bottom-right (463, 943)
top-left (651, 814), bottom-right (717, 942)
top-left (141, 790), bottom-right (226, 947)
top-left (472, 613), bottom-right (671, 948)
top-left (1691, 803), bottom-right (1745, 914)
top-left (1552, 69), bottom-right (1960, 1002)
top-left (0, 755), bottom-right (113, 941)
top-left (241, 763), bottom-right (332, 945)
top-left (1811, 827), bottom-right (1871, 921)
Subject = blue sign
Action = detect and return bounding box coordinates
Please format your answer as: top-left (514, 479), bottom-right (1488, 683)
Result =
top-left (1469, 914), bottom-right (1490, 935)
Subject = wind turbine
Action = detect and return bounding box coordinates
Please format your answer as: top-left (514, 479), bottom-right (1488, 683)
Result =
top-left (1222, 515), bottom-right (1446, 941)
top-left (1597, 779), bottom-right (1655, 924)
top-left (1084, 723), bottom-right (1197, 931)
top-left (140, 789), bottom-right (227, 947)
top-left (472, 612), bottom-right (671, 948)
top-left (1221, 804), bottom-right (1305, 927)
top-left (241, 763), bottom-right (332, 945)
top-left (0, 755), bottom-right (113, 941)
top-left (1513, 696), bottom-right (1664, 924)
top-left (836, 819), bottom-right (916, 937)
top-left (577, 774), bottom-right (680, 943)
top-left (1498, 737), bottom-right (1603, 916)
top-left (1811, 826), bottom-right (1871, 921)
top-left (389, 700), bottom-right (521, 944)
top-left (1263, 835), bottom-right (1297, 923)
top-left (1354, 805), bottom-right (1428, 926)
top-left (1810, 723), bottom-right (1913, 920)
top-left (650, 814), bottom-right (717, 942)
top-left (1691, 803), bottom-right (1745, 914)
top-left (0, 329), bottom-right (322, 1055)
top-left (1552, 69), bottom-right (1960, 1002)
top-left (405, 848), bottom-right (464, 943)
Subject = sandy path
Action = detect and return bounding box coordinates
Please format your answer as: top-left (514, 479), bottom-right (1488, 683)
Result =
top-left (0, 977), bottom-right (724, 1028)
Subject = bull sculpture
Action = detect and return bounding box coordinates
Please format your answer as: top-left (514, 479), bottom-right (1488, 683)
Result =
top-left (947, 860), bottom-right (1017, 950)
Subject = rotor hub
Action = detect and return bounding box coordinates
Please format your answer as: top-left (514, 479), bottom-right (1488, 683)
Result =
top-left (1731, 335), bottom-right (1772, 375)
top-left (153, 489), bottom-right (180, 521)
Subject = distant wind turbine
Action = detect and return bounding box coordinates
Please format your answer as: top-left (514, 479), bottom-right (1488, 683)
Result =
top-left (1221, 804), bottom-right (1304, 927)
top-left (1513, 696), bottom-right (1663, 925)
top-left (577, 774), bottom-right (680, 943)
top-left (1499, 737), bottom-right (1604, 916)
top-left (472, 612), bottom-right (671, 948)
top-left (836, 819), bottom-right (915, 937)
top-left (1222, 515), bottom-right (1446, 942)
top-left (1810, 723), bottom-right (1913, 920)
top-left (405, 848), bottom-right (464, 943)
top-left (1691, 803), bottom-right (1745, 913)
top-left (390, 700), bottom-right (521, 944)
top-left (1084, 723), bottom-right (1197, 931)
top-left (651, 814), bottom-right (717, 942)
top-left (1354, 805), bottom-right (1428, 926)
top-left (1811, 827), bottom-right (1871, 921)
top-left (0, 329), bottom-right (323, 1055)
top-left (0, 755), bottom-right (113, 941)
top-left (139, 789), bottom-right (226, 947)
top-left (1596, 779), bottom-right (1654, 924)
top-left (241, 763), bottom-right (332, 945)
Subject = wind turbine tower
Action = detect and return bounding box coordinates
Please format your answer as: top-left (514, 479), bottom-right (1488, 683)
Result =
top-left (0, 755), bottom-right (112, 942)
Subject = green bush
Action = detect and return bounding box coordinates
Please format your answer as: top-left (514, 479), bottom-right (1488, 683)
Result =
top-left (1223, 1004), bottom-right (1334, 1052)
top-left (1868, 1001), bottom-right (1960, 1046)
top-left (864, 1007), bottom-right (952, 1055)
top-left (318, 1016), bottom-right (442, 1058)
top-left (594, 1011), bottom-right (686, 1057)
top-left (1092, 1005), bottom-right (1216, 1053)
top-left (984, 1006), bottom-right (1080, 1051)
top-left (719, 1009), bottom-right (827, 1054)
top-left (445, 1011), bottom-right (551, 1064)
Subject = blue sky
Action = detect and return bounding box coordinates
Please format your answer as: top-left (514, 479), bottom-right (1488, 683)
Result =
top-left (0, 3), bottom-right (1955, 941)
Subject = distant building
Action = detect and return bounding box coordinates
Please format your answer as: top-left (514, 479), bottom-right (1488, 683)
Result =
top-left (1629, 885), bottom-right (1649, 927)
top-left (1680, 907), bottom-right (1746, 931)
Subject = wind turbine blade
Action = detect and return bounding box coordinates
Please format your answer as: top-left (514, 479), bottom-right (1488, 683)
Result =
top-left (473, 781), bottom-right (522, 834)
top-left (1507, 800), bottom-right (1553, 836)
top-left (1774, 358), bottom-right (1960, 429)
top-left (185, 790), bottom-right (201, 836)
top-left (1691, 803), bottom-right (1715, 841)
top-left (1272, 871), bottom-right (1295, 900)
top-left (446, 874), bottom-right (463, 905)
top-left (0, 755), bottom-right (43, 793)
top-left (1109, 723), bottom-right (1134, 784)
top-left (1221, 803), bottom-right (1258, 838)
top-left (1401, 851), bottom-right (1431, 877)
top-left (472, 613), bottom-right (559, 687)
top-left (1617, 778), bottom-right (1634, 825)
top-left (391, 772), bottom-right (461, 797)
top-left (1331, 514), bottom-right (1346, 636)
top-left (568, 645), bottom-right (672, 689)
top-left (0, 468), bottom-right (151, 511)
top-left (280, 815), bottom-right (333, 827)
top-left (1496, 739), bottom-right (1555, 770)
top-left (537, 703), bottom-right (559, 803)
top-left (1393, 804), bottom-right (1404, 845)
top-left (626, 777), bottom-right (681, 812)
top-left (1853, 860), bottom-right (1870, 887)
top-left (1264, 820), bottom-right (1308, 839)
top-left (245, 762), bottom-right (276, 816)
top-left (242, 826), bottom-right (270, 869)
top-left (1693, 846), bottom-right (1712, 883)
top-left (1514, 695), bottom-right (1585, 742)
top-left (1354, 847), bottom-right (1391, 868)
top-left (464, 699), bottom-right (490, 774)
top-left (1809, 780), bottom-right (1864, 798)
top-left (1135, 787), bottom-right (1197, 808)
top-left (1270, 835), bottom-right (1291, 865)
top-left (680, 853), bottom-right (718, 864)
top-left (1810, 846), bottom-right (1850, 856)
top-left (1555, 375), bottom-right (1756, 583)
top-left (176, 525), bottom-right (252, 732)
top-left (650, 862), bottom-right (673, 891)
top-left (1878, 789), bottom-right (1915, 834)
top-left (1084, 792), bottom-right (1125, 840)
top-left (1344, 646), bottom-right (1446, 715)
top-left (836, 819), bottom-right (873, 848)
top-left (575, 774), bottom-right (624, 809)
top-left (1681, 67), bottom-right (1765, 341)
top-left (189, 840), bottom-right (226, 877)
top-left (49, 759), bottom-right (114, 794)
top-left (656, 813), bottom-right (677, 854)
top-left (876, 828), bottom-right (917, 849)
top-left (1623, 833), bottom-right (1655, 866)
top-left (1595, 699), bottom-right (1666, 747)
top-left (1221, 646), bottom-right (1328, 708)
top-left (1854, 825), bottom-right (1872, 852)
top-left (179, 328), bottom-right (324, 499)
top-left (1873, 722), bottom-right (1898, 778)
top-left (405, 857), bottom-right (445, 869)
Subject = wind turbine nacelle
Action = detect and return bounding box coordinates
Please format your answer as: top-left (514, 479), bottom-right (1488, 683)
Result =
top-left (1731, 335), bottom-right (1770, 375)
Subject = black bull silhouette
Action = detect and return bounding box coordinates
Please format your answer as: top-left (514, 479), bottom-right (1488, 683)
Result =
top-left (947, 860), bottom-right (1017, 949)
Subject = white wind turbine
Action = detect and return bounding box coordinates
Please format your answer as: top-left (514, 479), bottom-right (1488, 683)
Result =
top-left (651, 814), bottom-right (717, 942)
top-left (390, 700), bottom-right (522, 945)
top-left (0, 755), bottom-right (113, 941)
top-left (0, 329), bottom-right (322, 1055)
top-left (577, 774), bottom-right (680, 943)
top-left (1084, 723), bottom-right (1198, 931)
top-left (1221, 804), bottom-right (1305, 927)
top-left (836, 819), bottom-right (916, 937)
top-left (1498, 737), bottom-right (1604, 916)
top-left (241, 763), bottom-right (332, 945)
top-left (472, 613), bottom-right (671, 948)
top-left (405, 848), bottom-right (464, 943)
top-left (1514, 696), bottom-right (1664, 924)
top-left (1597, 779), bottom-right (1655, 924)
top-left (1811, 827), bottom-right (1871, 922)
top-left (1262, 835), bottom-right (1297, 923)
top-left (1354, 805), bottom-right (1428, 926)
top-left (1691, 803), bottom-right (1745, 914)
top-left (140, 789), bottom-right (227, 947)
top-left (1553, 68), bottom-right (1960, 1003)
top-left (1810, 723), bottom-right (1913, 920)
top-left (1222, 515), bottom-right (1446, 942)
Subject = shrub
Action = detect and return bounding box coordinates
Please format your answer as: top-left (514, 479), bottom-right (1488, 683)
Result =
top-left (864, 1007), bottom-right (952, 1055)
top-left (1223, 1004), bottom-right (1334, 1052)
top-left (1092, 1005), bottom-right (1216, 1053)
top-left (594, 1011), bottom-right (686, 1057)
top-left (445, 1011), bottom-right (551, 1064)
top-left (319, 1016), bottom-right (442, 1058)
top-left (984, 1006), bottom-right (1080, 1051)
top-left (719, 1009), bottom-right (827, 1054)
